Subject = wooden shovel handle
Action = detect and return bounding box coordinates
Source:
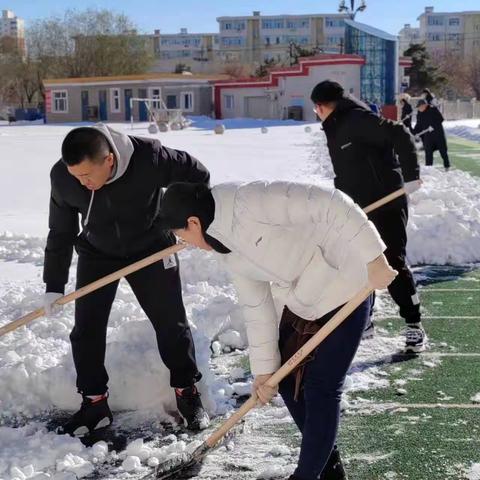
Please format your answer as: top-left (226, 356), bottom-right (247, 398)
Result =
top-left (0, 244), bottom-right (186, 337)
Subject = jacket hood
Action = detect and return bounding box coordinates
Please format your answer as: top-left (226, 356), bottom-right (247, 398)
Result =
top-left (90, 123), bottom-right (135, 184)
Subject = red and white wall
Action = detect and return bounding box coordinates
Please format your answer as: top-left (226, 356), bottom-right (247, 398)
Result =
top-left (214, 55), bottom-right (365, 121)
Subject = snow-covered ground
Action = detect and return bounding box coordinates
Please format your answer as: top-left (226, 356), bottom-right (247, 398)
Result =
top-left (0, 117), bottom-right (479, 479)
top-left (444, 119), bottom-right (480, 143)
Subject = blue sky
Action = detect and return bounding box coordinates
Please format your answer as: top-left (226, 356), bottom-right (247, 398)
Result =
top-left (7, 0), bottom-right (480, 35)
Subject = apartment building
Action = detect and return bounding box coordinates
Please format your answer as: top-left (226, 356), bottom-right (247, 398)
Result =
top-left (398, 24), bottom-right (421, 54)
top-left (0, 10), bottom-right (25, 54)
top-left (216, 11), bottom-right (348, 65)
top-left (150, 28), bottom-right (220, 73)
top-left (399, 6), bottom-right (480, 58)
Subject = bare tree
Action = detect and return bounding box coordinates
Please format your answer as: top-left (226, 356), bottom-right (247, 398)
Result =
top-left (27, 9), bottom-right (154, 79)
top-left (433, 51), bottom-right (480, 99)
top-left (464, 53), bottom-right (480, 99)
top-left (221, 63), bottom-right (251, 79)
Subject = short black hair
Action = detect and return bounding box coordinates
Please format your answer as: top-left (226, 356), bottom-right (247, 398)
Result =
top-left (311, 80), bottom-right (345, 105)
top-left (61, 128), bottom-right (111, 166)
top-left (160, 182), bottom-right (215, 231)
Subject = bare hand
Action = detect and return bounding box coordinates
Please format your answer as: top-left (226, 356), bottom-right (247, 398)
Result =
top-left (404, 179), bottom-right (423, 195)
top-left (252, 374), bottom-right (278, 406)
top-left (367, 254), bottom-right (398, 290)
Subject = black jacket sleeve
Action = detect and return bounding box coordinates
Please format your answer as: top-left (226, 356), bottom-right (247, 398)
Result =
top-left (352, 112), bottom-right (420, 182)
top-left (43, 171), bottom-right (79, 294)
top-left (155, 141), bottom-right (210, 186)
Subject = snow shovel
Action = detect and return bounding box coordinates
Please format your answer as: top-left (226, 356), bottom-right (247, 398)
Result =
top-left (0, 243), bottom-right (186, 337)
top-left (147, 285), bottom-right (374, 480)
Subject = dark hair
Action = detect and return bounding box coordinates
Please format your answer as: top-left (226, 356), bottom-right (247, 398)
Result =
top-left (61, 128), bottom-right (111, 166)
top-left (311, 80), bottom-right (345, 105)
top-left (160, 182), bottom-right (214, 231)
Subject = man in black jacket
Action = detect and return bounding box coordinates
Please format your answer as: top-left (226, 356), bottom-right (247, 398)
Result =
top-left (311, 80), bottom-right (426, 354)
top-left (43, 124), bottom-right (210, 436)
top-left (413, 99), bottom-right (450, 171)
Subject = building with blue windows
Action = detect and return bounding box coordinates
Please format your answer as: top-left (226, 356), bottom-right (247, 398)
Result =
top-left (344, 20), bottom-right (398, 106)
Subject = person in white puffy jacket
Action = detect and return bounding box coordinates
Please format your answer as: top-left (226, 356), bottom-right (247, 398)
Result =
top-left (159, 180), bottom-right (397, 480)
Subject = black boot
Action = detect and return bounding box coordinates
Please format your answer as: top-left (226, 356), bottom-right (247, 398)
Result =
top-left (57, 394), bottom-right (113, 437)
top-left (175, 385), bottom-right (210, 431)
top-left (320, 448), bottom-right (348, 480)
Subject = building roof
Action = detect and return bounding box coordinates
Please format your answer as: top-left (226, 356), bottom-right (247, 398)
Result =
top-left (417, 10), bottom-right (480, 20)
top-left (214, 54), bottom-right (365, 87)
top-left (217, 13), bottom-right (348, 21)
top-left (44, 72), bottom-right (231, 87)
top-left (345, 19), bottom-right (397, 42)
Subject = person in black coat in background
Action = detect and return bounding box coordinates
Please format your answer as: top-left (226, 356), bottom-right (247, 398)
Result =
top-left (310, 80), bottom-right (427, 354)
top-left (413, 99), bottom-right (451, 171)
top-left (422, 88), bottom-right (438, 107)
top-left (400, 96), bottom-right (414, 132)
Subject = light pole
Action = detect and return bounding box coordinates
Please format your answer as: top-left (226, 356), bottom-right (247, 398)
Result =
top-left (338, 0), bottom-right (367, 20)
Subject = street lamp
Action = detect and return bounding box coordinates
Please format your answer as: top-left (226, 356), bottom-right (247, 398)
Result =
top-left (338, 0), bottom-right (367, 20)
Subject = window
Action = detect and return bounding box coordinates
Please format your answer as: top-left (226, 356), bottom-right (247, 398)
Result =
top-left (149, 88), bottom-right (162, 109)
top-left (326, 18), bottom-right (345, 28)
top-left (449, 18), bottom-right (460, 26)
top-left (448, 33), bottom-right (461, 43)
top-left (110, 88), bottom-right (121, 113)
top-left (52, 90), bottom-right (68, 113)
top-left (262, 18), bottom-right (285, 29)
top-left (428, 32), bottom-right (444, 41)
top-left (428, 16), bottom-right (444, 26)
top-left (286, 19), bottom-right (309, 29)
top-left (222, 37), bottom-right (244, 46)
top-left (327, 36), bottom-right (343, 46)
top-left (224, 95), bottom-right (234, 110)
top-left (166, 95), bottom-right (178, 109)
top-left (265, 36), bottom-right (271, 45)
top-left (181, 92), bottom-right (194, 112)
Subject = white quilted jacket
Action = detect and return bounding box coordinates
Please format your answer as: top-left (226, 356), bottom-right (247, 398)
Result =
top-left (206, 181), bottom-right (386, 375)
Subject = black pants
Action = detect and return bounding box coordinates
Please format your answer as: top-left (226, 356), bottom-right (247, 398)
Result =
top-left (70, 252), bottom-right (201, 395)
top-left (369, 201), bottom-right (421, 324)
top-left (425, 143), bottom-right (450, 168)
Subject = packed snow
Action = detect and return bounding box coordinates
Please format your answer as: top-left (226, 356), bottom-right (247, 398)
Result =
top-left (0, 117), bottom-right (479, 479)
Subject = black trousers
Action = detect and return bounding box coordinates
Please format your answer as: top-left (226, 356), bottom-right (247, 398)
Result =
top-left (70, 252), bottom-right (201, 395)
top-left (369, 200), bottom-right (421, 324)
top-left (425, 142), bottom-right (450, 168)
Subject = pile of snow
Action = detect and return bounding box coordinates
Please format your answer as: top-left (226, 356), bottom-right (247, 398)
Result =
top-left (465, 463), bottom-right (480, 480)
top-left (311, 129), bottom-right (480, 265)
top-left (444, 119), bottom-right (480, 143)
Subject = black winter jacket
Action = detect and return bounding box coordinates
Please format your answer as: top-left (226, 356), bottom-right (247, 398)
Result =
top-left (413, 105), bottom-right (447, 152)
top-left (322, 97), bottom-right (420, 209)
top-left (43, 125), bottom-right (210, 293)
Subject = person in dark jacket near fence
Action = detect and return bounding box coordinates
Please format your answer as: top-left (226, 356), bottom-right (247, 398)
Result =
top-left (400, 96), bottom-right (414, 132)
top-left (422, 88), bottom-right (438, 107)
top-left (310, 80), bottom-right (427, 353)
top-left (42, 124), bottom-right (211, 437)
top-left (413, 99), bottom-right (451, 171)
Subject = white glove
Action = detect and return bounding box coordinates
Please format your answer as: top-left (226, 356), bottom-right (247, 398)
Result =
top-left (404, 179), bottom-right (423, 195)
top-left (43, 292), bottom-right (63, 317)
